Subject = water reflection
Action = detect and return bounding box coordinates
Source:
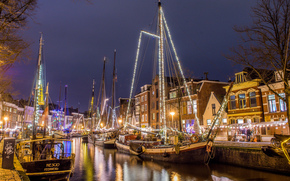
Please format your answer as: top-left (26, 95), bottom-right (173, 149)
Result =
top-left (67, 138), bottom-right (290, 181)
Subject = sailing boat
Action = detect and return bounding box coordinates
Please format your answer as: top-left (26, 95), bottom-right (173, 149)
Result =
top-left (88, 57), bottom-right (106, 146)
top-left (103, 50), bottom-right (120, 149)
top-left (16, 34), bottom-right (75, 179)
top-left (115, 1), bottom-right (232, 163)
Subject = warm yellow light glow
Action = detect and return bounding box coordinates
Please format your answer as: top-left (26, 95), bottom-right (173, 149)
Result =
top-left (4, 117), bottom-right (8, 121)
top-left (73, 126), bottom-right (76, 128)
top-left (118, 119), bottom-right (122, 123)
top-left (0, 121), bottom-right (2, 124)
top-left (170, 112), bottom-right (175, 116)
top-left (101, 123), bottom-right (103, 127)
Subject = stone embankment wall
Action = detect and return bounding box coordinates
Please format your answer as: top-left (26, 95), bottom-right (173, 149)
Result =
top-left (212, 146), bottom-right (290, 174)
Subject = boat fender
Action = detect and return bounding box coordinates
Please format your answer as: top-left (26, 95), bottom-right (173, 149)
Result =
top-left (175, 145), bottom-right (180, 154)
top-left (206, 140), bottom-right (213, 153)
top-left (190, 135), bottom-right (199, 143)
top-left (162, 151), bottom-right (169, 157)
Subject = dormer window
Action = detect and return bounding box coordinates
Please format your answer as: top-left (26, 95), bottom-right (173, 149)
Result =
top-left (235, 71), bottom-right (247, 83)
top-left (275, 70), bottom-right (283, 82)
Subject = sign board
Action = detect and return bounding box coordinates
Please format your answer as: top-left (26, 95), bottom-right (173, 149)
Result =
top-left (2, 137), bottom-right (15, 169)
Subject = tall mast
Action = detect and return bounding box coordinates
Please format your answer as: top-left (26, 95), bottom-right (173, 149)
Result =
top-left (43, 83), bottom-right (49, 138)
top-left (100, 57), bottom-right (106, 126)
top-left (64, 85), bottom-right (68, 129)
top-left (90, 79), bottom-right (95, 129)
top-left (111, 50), bottom-right (117, 127)
top-left (158, 1), bottom-right (167, 141)
top-left (33, 33), bottom-right (44, 139)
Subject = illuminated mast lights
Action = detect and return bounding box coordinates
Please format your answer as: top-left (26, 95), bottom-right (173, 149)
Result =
top-left (33, 33), bottom-right (45, 139)
top-left (126, 31), bottom-right (160, 125)
top-left (158, 2), bottom-right (167, 140)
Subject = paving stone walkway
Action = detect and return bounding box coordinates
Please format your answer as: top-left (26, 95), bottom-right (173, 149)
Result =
top-left (0, 138), bottom-right (24, 181)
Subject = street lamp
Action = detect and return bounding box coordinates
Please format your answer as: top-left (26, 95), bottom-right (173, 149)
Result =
top-left (170, 112), bottom-right (175, 129)
top-left (100, 123), bottom-right (103, 128)
top-left (0, 121), bottom-right (2, 137)
top-left (3, 117), bottom-right (8, 137)
top-left (118, 119), bottom-right (122, 124)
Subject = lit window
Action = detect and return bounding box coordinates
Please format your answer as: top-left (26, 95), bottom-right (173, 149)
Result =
top-left (212, 104), bottom-right (216, 116)
top-left (237, 119), bottom-right (244, 124)
top-left (249, 92), bottom-right (257, 107)
top-left (279, 93), bottom-right (286, 112)
top-left (193, 100), bottom-right (197, 113)
top-left (207, 119), bottom-right (211, 125)
top-left (187, 101), bottom-right (192, 114)
top-left (268, 95), bottom-right (277, 113)
top-left (230, 95), bottom-right (236, 109)
top-left (239, 94), bottom-right (246, 108)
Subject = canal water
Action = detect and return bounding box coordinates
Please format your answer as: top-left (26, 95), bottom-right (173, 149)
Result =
top-left (66, 138), bottom-right (290, 181)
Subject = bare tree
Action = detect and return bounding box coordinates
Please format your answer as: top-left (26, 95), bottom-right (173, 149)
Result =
top-left (227, 0), bottom-right (290, 127)
top-left (0, 0), bottom-right (37, 97)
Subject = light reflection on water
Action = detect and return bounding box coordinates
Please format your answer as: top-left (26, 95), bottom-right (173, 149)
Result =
top-left (64, 138), bottom-right (290, 181)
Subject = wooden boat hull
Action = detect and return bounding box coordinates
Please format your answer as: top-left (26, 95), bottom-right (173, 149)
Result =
top-left (115, 141), bottom-right (207, 163)
top-left (21, 158), bottom-right (74, 180)
top-left (82, 136), bottom-right (88, 143)
top-left (88, 134), bottom-right (104, 146)
top-left (104, 139), bottom-right (116, 149)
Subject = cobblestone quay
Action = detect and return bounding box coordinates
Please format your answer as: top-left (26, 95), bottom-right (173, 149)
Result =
top-left (0, 139), bottom-right (29, 181)
top-left (213, 141), bottom-right (290, 174)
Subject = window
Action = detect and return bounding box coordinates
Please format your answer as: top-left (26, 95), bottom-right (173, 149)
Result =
top-left (275, 70), bottom-right (283, 82)
top-left (212, 104), bottom-right (216, 116)
top-left (141, 115), bottom-right (144, 122)
top-left (145, 104), bottom-right (147, 111)
top-left (268, 94), bottom-right (277, 113)
top-left (237, 119), bottom-right (244, 124)
top-left (145, 114), bottom-right (147, 122)
top-left (141, 96), bottom-right (144, 102)
top-left (182, 102), bottom-right (187, 115)
top-left (156, 89), bottom-right (158, 98)
top-left (193, 100), bottom-right (197, 113)
top-left (222, 118), bottom-right (227, 125)
top-left (145, 95), bottom-right (147, 101)
top-left (152, 113), bottom-right (155, 120)
top-left (239, 94), bottom-right (246, 109)
top-left (170, 91), bottom-right (177, 99)
top-left (156, 101), bottom-right (159, 110)
top-left (249, 92), bottom-right (257, 107)
top-left (207, 119), bottom-right (211, 125)
top-left (187, 101), bottom-right (192, 114)
top-left (157, 113), bottom-right (159, 122)
top-left (141, 105), bottom-right (144, 112)
top-left (279, 93), bottom-right (286, 112)
top-left (230, 95), bottom-right (236, 109)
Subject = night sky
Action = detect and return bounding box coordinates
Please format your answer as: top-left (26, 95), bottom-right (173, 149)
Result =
top-left (7, 0), bottom-right (256, 112)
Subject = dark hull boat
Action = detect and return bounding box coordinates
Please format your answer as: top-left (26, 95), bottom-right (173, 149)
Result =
top-left (82, 135), bottom-right (88, 143)
top-left (104, 138), bottom-right (116, 149)
top-left (115, 138), bottom-right (207, 163)
top-left (16, 138), bottom-right (75, 180)
top-left (21, 158), bottom-right (74, 180)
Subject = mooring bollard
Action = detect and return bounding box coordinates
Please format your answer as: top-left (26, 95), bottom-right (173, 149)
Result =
top-left (2, 137), bottom-right (15, 169)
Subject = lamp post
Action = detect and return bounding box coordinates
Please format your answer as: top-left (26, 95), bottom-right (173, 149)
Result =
top-left (170, 112), bottom-right (175, 129)
top-left (4, 117), bottom-right (8, 137)
top-left (0, 121), bottom-right (2, 137)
